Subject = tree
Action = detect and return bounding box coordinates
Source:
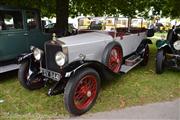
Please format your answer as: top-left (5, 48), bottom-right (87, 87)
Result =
top-left (55, 0), bottom-right (69, 34)
top-left (0, 0), bottom-right (69, 33)
top-left (0, 0), bottom-right (180, 32)
top-left (160, 0), bottom-right (180, 18)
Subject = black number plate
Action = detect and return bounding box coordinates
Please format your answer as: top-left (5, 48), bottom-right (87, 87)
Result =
top-left (41, 68), bottom-right (61, 81)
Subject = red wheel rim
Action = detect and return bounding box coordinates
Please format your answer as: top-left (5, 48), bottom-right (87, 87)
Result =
top-left (108, 46), bottom-right (122, 73)
top-left (73, 75), bottom-right (97, 110)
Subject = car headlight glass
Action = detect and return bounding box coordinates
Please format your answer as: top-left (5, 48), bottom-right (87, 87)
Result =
top-left (33, 48), bottom-right (42, 60)
top-left (173, 40), bottom-right (180, 50)
top-left (55, 51), bottom-right (66, 66)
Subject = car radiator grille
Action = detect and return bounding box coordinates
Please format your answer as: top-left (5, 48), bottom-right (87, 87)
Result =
top-left (45, 42), bottom-right (62, 72)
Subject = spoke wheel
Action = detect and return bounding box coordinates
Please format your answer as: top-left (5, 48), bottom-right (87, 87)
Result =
top-left (64, 68), bottom-right (100, 116)
top-left (74, 75), bottom-right (97, 110)
top-left (18, 61), bottom-right (44, 90)
top-left (108, 46), bottom-right (122, 73)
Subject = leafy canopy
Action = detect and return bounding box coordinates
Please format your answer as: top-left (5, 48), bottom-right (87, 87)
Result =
top-left (0, 0), bottom-right (180, 18)
top-left (0, 0), bottom-right (179, 31)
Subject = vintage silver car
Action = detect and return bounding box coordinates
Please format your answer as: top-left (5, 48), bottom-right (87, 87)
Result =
top-left (18, 17), bottom-right (154, 115)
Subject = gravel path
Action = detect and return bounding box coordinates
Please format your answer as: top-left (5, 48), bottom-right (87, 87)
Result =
top-left (70, 99), bottom-right (180, 120)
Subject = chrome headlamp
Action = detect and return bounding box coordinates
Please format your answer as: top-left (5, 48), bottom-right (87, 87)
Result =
top-left (55, 51), bottom-right (66, 66)
top-left (173, 40), bottom-right (180, 50)
top-left (33, 48), bottom-right (43, 61)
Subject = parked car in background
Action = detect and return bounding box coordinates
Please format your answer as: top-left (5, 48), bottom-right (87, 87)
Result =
top-left (104, 17), bottom-right (119, 31)
top-left (131, 18), bottom-right (148, 28)
top-left (18, 17), bottom-right (154, 115)
top-left (0, 6), bottom-right (51, 73)
top-left (41, 19), bottom-right (52, 28)
top-left (156, 26), bottom-right (180, 74)
top-left (88, 17), bottom-right (104, 30)
top-left (78, 17), bottom-right (91, 29)
top-left (155, 22), bottom-right (171, 32)
top-left (44, 23), bottom-right (78, 35)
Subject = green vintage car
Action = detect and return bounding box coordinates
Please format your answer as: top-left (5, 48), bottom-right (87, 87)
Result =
top-left (0, 6), bottom-right (51, 73)
top-left (156, 26), bottom-right (180, 74)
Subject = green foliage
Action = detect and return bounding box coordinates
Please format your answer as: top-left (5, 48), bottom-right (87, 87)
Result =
top-left (0, 0), bottom-right (180, 18)
top-left (69, 0), bottom-right (149, 17)
top-left (0, 0), bottom-right (180, 31)
top-left (0, 0), bottom-right (56, 17)
top-left (161, 0), bottom-right (180, 18)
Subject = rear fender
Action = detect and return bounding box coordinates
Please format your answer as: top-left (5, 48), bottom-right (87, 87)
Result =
top-left (136, 39), bottom-right (152, 54)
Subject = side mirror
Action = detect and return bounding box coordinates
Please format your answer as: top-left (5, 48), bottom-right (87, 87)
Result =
top-left (147, 28), bottom-right (154, 37)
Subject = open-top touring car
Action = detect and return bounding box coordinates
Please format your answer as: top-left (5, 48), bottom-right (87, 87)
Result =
top-left (156, 26), bottom-right (180, 74)
top-left (18, 17), bottom-right (154, 115)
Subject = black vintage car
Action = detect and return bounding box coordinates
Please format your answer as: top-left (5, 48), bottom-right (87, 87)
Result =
top-left (156, 26), bottom-right (180, 74)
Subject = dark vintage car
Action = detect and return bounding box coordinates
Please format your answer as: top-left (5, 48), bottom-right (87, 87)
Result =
top-left (0, 6), bottom-right (51, 73)
top-left (18, 17), bottom-right (154, 115)
top-left (156, 26), bottom-right (180, 74)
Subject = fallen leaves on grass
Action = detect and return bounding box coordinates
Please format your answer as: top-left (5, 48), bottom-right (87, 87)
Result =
top-left (119, 97), bottom-right (126, 108)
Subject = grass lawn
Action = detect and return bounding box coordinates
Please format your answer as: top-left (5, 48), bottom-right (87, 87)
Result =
top-left (0, 32), bottom-right (180, 119)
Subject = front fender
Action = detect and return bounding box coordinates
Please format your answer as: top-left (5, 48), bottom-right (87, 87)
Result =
top-left (156, 40), bottom-right (169, 50)
top-left (63, 60), bottom-right (119, 81)
top-left (18, 53), bottom-right (33, 64)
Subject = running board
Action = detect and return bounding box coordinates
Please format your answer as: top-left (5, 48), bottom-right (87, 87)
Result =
top-left (0, 64), bottom-right (20, 73)
top-left (120, 58), bottom-right (143, 73)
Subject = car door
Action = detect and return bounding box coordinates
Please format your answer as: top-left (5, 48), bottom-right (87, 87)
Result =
top-left (0, 9), bottom-right (28, 62)
top-left (115, 18), bottom-right (145, 57)
top-left (25, 10), bottom-right (50, 50)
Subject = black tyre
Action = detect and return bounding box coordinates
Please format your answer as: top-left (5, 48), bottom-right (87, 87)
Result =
top-left (141, 45), bottom-right (149, 66)
top-left (18, 61), bottom-right (44, 90)
top-left (156, 49), bottom-right (165, 74)
top-left (102, 42), bottom-right (123, 73)
top-left (64, 68), bottom-right (100, 116)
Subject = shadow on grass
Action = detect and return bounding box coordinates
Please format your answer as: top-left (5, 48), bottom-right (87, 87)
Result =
top-left (0, 70), bottom-right (49, 95)
top-left (101, 73), bottom-right (125, 90)
top-left (0, 70), bottom-right (18, 83)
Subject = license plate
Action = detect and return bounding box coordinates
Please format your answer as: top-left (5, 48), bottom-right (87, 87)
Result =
top-left (41, 68), bottom-right (61, 81)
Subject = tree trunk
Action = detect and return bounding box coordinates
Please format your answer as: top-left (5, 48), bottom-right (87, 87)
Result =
top-left (55, 0), bottom-right (69, 35)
